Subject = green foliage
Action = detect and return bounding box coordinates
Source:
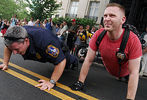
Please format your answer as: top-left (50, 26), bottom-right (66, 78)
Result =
top-left (52, 17), bottom-right (96, 28)
top-left (26, 0), bottom-right (61, 20)
top-left (16, 0), bottom-right (30, 20)
top-left (75, 18), bottom-right (96, 28)
top-left (0, 0), bottom-right (29, 20)
top-left (0, 0), bottom-right (18, 19)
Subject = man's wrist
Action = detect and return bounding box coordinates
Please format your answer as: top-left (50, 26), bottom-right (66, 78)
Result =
top-left (49, 79), bottom-right (56, 85)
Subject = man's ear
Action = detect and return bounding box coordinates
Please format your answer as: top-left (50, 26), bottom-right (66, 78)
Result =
top-left (122, 16), bottom-right (126, 24)
top-left (25, 38), bottom-right (29, 45)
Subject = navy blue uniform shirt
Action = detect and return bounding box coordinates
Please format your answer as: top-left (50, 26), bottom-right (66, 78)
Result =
top-left (22, 26), bottom-right (65, 65)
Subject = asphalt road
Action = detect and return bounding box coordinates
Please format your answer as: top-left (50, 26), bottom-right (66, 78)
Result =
top-left (0, 36), bottom-right (147, 100)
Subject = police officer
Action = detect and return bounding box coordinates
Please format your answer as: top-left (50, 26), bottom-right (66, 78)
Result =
top-left (0, 26), bottom-right (78, 91)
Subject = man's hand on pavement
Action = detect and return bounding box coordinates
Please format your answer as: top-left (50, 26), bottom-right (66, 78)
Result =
top-left (0, 64), bottom-right (8, 70)
top-left (70, 81), bottom-right (84, 91)
top-left (35, 80), bottom-right (54, 91)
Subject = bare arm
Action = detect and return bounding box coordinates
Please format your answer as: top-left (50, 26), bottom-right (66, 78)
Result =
top-left (127, 57), bottom-right (141, 100)
top-left (0, 46), bottom-right (12, 70)
top-left (79, 47), bottom-right (96, 83)
top-left (40, 23), bottom-right (45, 29)
top-left (51, 58), bottom-right (66, 82)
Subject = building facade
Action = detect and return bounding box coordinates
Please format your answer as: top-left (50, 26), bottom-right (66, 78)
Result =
top-left (55, 0), bottom-right (110, 24)
top-left (55, 0), bottom-right (146, 32)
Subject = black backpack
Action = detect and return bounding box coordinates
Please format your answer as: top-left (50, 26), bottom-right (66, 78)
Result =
top-left (96, 24), bottom-right (142, 76)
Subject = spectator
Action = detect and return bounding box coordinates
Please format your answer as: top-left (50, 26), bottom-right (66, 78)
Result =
top-left (58, 21), bottom-right (68, 43)
top-left (74, 25), bottom-right (84, 49)
top-left (140, 26), bottom-right (147, 76)
top-left (16, 19), bottom-right (22, 26)
top-left (28, 17), bottom-right (34, 26)
top-left (45, 18), bottom-right (53, 30)
top-left (10, 14), bottom-right (18, 27)
top-left (43, 19), bottom-right (48, 28)
top-left (33, 19), bottom-right (44, 28)
top-left (88, 26), bottom-right (97, 42)
top-left (56, 23), bottom-right (61, 33)
top-left (67, 19), bottom-right (78, 54)
top-left (91, 26), bottom-right (96, 34)
top-left (98, 24), bottom-right (104, 29)
top-left (1, 19), bottom-right (9, 36)
top-left (21, 18), bottom-right (28, 26)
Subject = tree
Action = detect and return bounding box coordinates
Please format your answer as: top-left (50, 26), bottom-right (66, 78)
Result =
top-left (0, 0), bottom-right (18, 19)
top-left (15, 0), bottom-right (30, 20)
top-left (52, 17), bottom-right (96, 28)
top-left (25, 0), bottom-right (61, 20)
top-left (0, 0), bottom-right (29, 20)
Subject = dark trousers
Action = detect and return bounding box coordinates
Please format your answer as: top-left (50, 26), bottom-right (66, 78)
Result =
top-left (64, 51), bottom-right (78, 69)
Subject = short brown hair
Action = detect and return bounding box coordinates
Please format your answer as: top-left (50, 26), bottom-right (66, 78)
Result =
top-left (106, 3), bottom-right (125, 15)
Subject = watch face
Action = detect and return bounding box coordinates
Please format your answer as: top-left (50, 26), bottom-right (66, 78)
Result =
top-left (50, 79), bottom-right (56, 84)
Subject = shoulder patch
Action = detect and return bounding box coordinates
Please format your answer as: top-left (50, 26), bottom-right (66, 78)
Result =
top-left (46, 45), bottom-right (59, 58)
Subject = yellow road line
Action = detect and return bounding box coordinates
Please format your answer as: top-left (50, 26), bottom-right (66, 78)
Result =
top-left (0, 58), bottom-right (98, 100)
top-left (4, 69), bottom-right (75, 100)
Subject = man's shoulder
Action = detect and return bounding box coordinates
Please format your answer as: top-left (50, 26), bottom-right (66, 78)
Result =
top-left (129, 30), bottom-right (140, 40)
top-left (89, 28), bottom-right (105, 45)
top-left (94, 28), bottom-right (105, 37)
top-left (126, 30), bottom-right (142, 49)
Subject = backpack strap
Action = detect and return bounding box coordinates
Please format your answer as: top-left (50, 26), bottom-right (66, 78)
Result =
top-left (96, 29), bottom-right (130, 77)
top-left (116, 28), bottom-right (130, 76)
top-left (116, 28), bottom-right (130, 63)
top-left (96, 30), bottom-right (107, 47)
top-left (120, 28), bottom-right (130, 52)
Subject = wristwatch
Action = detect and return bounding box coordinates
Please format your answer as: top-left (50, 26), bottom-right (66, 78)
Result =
top-left (49, 79), bottom-right (56, 85)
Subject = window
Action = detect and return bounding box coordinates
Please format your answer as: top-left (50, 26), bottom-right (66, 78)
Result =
top-left (69, 0), bottom-right (79, 15)
top-left (88, 1), bottom-right (100, 17)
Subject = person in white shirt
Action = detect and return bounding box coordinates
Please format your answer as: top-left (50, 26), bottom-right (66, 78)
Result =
top-left (28, 17), bottom-right (34, 26)
top-left (10, 14), bottom-right (18, 27)
top-left (57, 21), bottom-right (68, 42)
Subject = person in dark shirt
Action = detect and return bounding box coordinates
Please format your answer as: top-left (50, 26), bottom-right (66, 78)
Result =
top-left (0, 26), bottom-right (78, 91)
top-left (67, 19), bottom-right (78, 54)
top-left (1, 19), bottom-right (9, 36)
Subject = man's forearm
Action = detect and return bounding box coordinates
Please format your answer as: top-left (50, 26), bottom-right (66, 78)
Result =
top-left (127, 73), bottom-right (139, 100)
top-left (50, 59), bottom-right (66, 82)
top-left (79, 58), bottom-right (93, 83)
top-left (3, 47), bottom-right (12, 65)
top-left (79, 47), bottom-right (96, 83)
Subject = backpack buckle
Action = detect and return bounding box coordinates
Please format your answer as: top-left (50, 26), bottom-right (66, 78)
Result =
top-left (116, 51), bottom-right (126, 61)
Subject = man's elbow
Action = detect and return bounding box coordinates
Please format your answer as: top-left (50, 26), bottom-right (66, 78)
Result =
top-left (129, 70), bottom-right (139, 77)
top-left (85, 56), bottom-right (94, 64)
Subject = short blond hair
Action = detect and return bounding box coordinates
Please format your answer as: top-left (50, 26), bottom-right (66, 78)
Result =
top-left (106, 3), bottom-right (125, 15)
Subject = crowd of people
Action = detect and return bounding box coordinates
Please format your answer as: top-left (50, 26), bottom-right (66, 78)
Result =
top-left (0, 15), bottom-right (98, 55)
top-left (0, 2), bottom-right (147, 100)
